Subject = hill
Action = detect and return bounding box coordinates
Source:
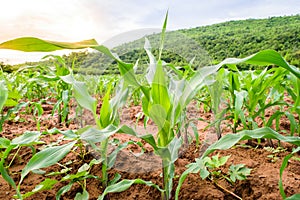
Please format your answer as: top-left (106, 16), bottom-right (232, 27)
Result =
top-left (4, 15), bottom-right (299, 74)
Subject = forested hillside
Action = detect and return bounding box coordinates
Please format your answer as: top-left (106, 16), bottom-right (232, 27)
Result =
top-left (4, 15), bottom-right (299, 74)
top-left (180, 15), bottom-right (300, 65)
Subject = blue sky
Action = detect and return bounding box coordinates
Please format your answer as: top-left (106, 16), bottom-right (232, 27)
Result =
top-left (0, 0), bottom-right (299, 63)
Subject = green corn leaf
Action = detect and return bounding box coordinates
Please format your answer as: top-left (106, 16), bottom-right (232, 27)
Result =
top-left (99, 83), bottom-right (112, 128)
top-left (109, 173), bottom-right (122, 186)
top-left (61, 171), bottom-right (89, 182)
top-left (60, 74), bottom-right (96, 115)
top-left (152, 61), bottom-right (170, 112)
top-left (21, 178), bottom-right (58, 199)
top-left (0, 137), bottom-right (11, 148)
top-left (279, 147), bottom-right (300, 199)
top-left (218, 50), bottom-right (300, 79)
top-left (159, 10), bottom-right (168, 60)
top-left (56, 182), bottom-right (74, 200)
top-left (228, 71), bottom-right (240, 92)
top-left (168, 137), bottom-right (182, 163)
top-left (45, 127), bottom-right (78, 139)
top-left (156, 137), bottom-right (182, 165)
top-left (144, 38), bottom-right (157, 83)
top-left (80, 125), bottom-right (118, 144)
top-left (286, 194), bottom-right (300, 200)
top-left (108, 141), bottom-right (135, 169)
top-left (285, 111), bottom-right (298, 136)
top-left (33, 102), bottom-right (44, 117)
top-left (110, 81), bottom-right (129, 122)
top-left (149, 104), bottom-right (168, 132)
top-left (0, 145), bottom-right (21, 199)
top-left (0, 80), bottom-right (8, 112)
top-left (118, 124), bottom-right (159, 151)
top-left (182, 64), bottom-right (220, 108)
top-left (201, 127), bottom-right (300, 158)
top-left (11, 131), bottom-right (41, 146)
top-left (0, 37), bottom-right (98, 52)
top-left (175, 158), bottom-right (209, 200)
top-left (20, 141), bottom-right (76, 184)
top-left (234, 90), bottom-right (247, 126)
top-left (97, 179), bottom-right (164, 200)
top-left (92, 45), bottom-right (141, 88)
top-left (151, 60), bottom-right (171, 146)
top-left (75, 189), bottom-right (89, 200)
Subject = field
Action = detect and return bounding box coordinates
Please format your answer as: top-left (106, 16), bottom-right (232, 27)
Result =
top-left (0, 15), bottom-right (300, 200)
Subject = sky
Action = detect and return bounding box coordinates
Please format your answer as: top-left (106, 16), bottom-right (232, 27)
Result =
top-left (0, 0), bottom-right (299, 64)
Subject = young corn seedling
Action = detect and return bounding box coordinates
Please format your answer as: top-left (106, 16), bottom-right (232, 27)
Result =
top-left (0, 75), bottom-right (28, 132)
top-left (104, 13), bottom-right (220, 199)
top-left (206, 68), bottom-right (227, 139)
top-left (0, 128), bottom-right (78, 200)
top-left (19, 55), bottom-right (73, 125)
top-left (0, 79), bottom-right (8, 131)
top-left (175, 49), bottom-right (300, 199)
top-left (59, 74), bottom-right (163, 199)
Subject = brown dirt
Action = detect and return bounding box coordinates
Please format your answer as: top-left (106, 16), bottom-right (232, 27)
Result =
top-left (0, 100), bottom-right (299, 200)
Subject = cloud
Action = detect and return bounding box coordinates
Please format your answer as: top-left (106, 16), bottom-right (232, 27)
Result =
top-left (0, 0), bottom-right (107, 42)
top-left (1, 0), bottom-right (299, 42)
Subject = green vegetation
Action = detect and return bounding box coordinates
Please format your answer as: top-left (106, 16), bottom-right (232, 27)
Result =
top-left (1, 15), bottom-right (299, 74)
top-left (181, 15), bottom-right (300, 65)
top-left (0, 13), bottom-right (299, 200)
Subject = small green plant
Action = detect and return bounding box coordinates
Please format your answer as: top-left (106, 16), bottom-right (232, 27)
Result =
top-left (30, 101), bottom-right (44, 131)
top-left (175, 154), bottom-right (251, 200)
top-left (175, 127), bottom-right (300, 199)
top-left (227, 164), bottom-right (251, 183)
top-left (0, 79), bottom-right (8, 131)
top-left (264, 146), bottom-right (287, 162)
top-left (0, 130), bottom-right (76, 199)
top-left (55, 159), bottom-right (101, 200)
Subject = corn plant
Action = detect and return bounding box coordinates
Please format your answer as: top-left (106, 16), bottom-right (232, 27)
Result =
top-left (0, 80), bottom-right (8, 117)
top-left (283, 72), bottom-right (300, 136)
top-left (206, 68), bottom-right (227, 139)
top-left (15, 66), bottom-right (54, 100)
top-left (0, 129), bottom-right (77, 199)
top-left (279, 146), bottom-right (300, 199)
top-left (29, 101), bottom-right (44, 131)
top-left (18, 56), bottom-right (73, 125)
top-left (60, 73), bottom-right (166, 199)
top-left (93, 13), bottom-right (218, 199)
top-left (174, 50), bottom-right (300, 199)
top-left (0, 74), bottom-right (29, 132)
top-left (219, 64), bottom-right (298, 138)
top-left (175, 127), bottom-right (300, 200)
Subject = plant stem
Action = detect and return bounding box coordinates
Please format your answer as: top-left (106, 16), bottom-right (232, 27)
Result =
top-left (162, 162), bottom-right (168, 200)
top-left (8, 147), bottom-right (21, 168)
top-left (162, 160), bottom-right (174, 200)
top-left (101, 138), bottom-right (109, 200)
top-left (210, 178), bottom-right (242, 200)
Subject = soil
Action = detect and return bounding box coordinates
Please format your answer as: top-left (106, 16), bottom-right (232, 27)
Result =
top-left (0, 100), bottom-right (299, 200)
